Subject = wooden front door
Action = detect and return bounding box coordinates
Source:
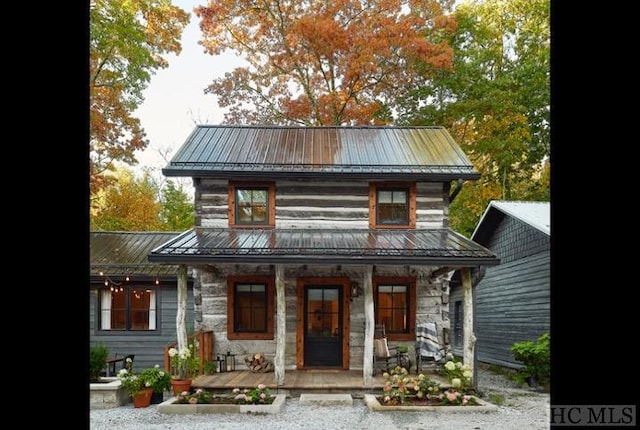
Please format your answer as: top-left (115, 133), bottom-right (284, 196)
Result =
top-left (303, 285), bottom-right (343, 367)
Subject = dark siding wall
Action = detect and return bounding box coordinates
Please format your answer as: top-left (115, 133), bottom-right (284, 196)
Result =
top-left (89, 284), bottom-right (195, 371)
top-left (449, 216), bottom-right (550, 368)
top-left (486, 216), bottom-right (550, 264)
top-left (473, 251), bottom-right (550, 367)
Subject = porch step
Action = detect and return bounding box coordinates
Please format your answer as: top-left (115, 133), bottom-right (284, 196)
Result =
top-left (298, 393), bottom-right (353, 406)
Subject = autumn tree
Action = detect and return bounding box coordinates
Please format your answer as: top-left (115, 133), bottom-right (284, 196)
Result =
top-left (90, 0), bottom-right (190, 197)
top-left (195, 0), bottom-right (457, 125)
top-left (397, 0), bottom-right (550, 236)
top-left (91, 167), bottom-right (164, 231)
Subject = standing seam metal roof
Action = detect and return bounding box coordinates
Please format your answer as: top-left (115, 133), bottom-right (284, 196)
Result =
top-left (163, 125), bottom-right (479, 179)
top-left (148, 228), bottom-right (500, 266)
top-left (90, 231), bottom-right (190, 277)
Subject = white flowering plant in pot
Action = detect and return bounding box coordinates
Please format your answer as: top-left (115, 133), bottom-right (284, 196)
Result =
top-left (168, 344), bottom-right (200, 380)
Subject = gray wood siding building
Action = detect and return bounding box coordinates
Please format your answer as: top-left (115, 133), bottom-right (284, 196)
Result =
top-left (90, 231), bottom-right (195, 371)
top-left (89, 285), bottom-right (195, 371)
top-left (449, 201), bottom-right (550, 368)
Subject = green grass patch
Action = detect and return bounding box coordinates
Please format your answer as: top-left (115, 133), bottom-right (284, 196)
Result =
top-left (487, 393), bottom-right (505, 406)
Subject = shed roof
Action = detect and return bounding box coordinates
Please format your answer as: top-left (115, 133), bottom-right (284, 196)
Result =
top-left (148, 228), bottom-right (500, 267)
top-left (472, 201), bottom-right (550, 241)
top-left (90, 231), bottom-right (191, 278)
top-left (163, 125), bottom-right (479, 181)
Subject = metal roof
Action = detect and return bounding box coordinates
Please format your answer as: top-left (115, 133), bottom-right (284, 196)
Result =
top-left (163, 125), bottom-right (479, 181)
top-left (148, 228), bottom-right (500, 266)
top-left (90, 231), bottom-right (191, 278)
top-left (472, 201), bottom-right (550, 239)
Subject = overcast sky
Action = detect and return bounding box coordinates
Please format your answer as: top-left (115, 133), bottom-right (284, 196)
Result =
top-left (133, 0), bottom-right (245, 173)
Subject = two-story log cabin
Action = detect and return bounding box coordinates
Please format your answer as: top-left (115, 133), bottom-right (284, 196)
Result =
top-left (148, 125), bottom-right (499, 385)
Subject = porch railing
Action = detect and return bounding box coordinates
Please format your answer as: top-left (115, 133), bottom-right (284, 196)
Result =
top-left (163, 330), bottom-right (214, 375)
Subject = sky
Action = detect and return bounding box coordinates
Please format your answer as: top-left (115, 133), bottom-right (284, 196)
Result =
top-left (132, 0), bottom-right (245, 174)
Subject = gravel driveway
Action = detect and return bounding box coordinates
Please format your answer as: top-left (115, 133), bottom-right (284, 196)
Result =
top-left (89, 366), bottom-right (550, 429)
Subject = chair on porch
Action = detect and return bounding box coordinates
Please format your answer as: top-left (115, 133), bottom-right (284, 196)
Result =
top-left (415, 322), bottom-right (446, 374)
top-left (373, 323), bottom-right (402, 375)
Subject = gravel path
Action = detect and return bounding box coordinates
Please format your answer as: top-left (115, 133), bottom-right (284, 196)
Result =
top-left (89, 366), bottom-right (550, 429)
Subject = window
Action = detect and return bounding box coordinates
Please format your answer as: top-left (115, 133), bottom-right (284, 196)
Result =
top-left (227, 275), bottom-right (274, 340)
top-left (229, 181), bottom-right (275, 227)
top-left (369, 182), bottom-right (416, 228)
top-left (453, 300), bottom-right (463, 348)
top-left (373, 276), bottom-right (416, 341)
top-left (100, 286), bottom-right (157, 331)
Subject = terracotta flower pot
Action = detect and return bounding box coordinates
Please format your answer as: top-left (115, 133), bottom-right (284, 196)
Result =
top-left (171, 378), bottom-right (192, 396)
top-left (132, 387), bottom-right (153, 408)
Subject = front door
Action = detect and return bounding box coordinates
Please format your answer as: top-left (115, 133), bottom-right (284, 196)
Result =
top-left (304, 285), bottom-right (342, 367)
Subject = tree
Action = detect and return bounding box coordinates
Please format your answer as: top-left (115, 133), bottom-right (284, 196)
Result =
top-left (195, 0), bottom-right (457, 125)
top-left (397, 0), bottom-right (550, 235)
top-left (161, 180), bottom-right (194, 230)
top-left (90, 167), bottom-right (163, 231)
top-left (90, 0), bottom-right (190, 197)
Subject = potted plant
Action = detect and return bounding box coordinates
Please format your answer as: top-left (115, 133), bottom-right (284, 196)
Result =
top-left (139, 365), bottom-right (172, 404)
top-left (89, 343), bottom-right (109, 382)
top-left (117, 358), bottom-right (154, 408)
top-left (168, 343), bottom-right (200, 395)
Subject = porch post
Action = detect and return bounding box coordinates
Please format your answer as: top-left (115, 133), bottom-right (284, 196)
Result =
top-left (176, 264), bottom-right (188, 351)
top-left (363, 265), bottom-right (374, 385)
top-left (274, 264), bottom-right (286, 385)
top-left (461, 267), bottom-right (475, 382)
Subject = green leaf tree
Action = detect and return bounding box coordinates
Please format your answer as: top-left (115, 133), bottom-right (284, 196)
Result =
top-left (160, 180), bottom-right (194, 230)
top-left (397, 0), bottom-right (550, 235)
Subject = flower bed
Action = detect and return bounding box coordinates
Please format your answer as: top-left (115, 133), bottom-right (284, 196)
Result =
top-left (364, 394), bottom-right (497, 412)
top-left (157, 384), bottom-right (285, 414)
top-left (157, 394), bottom-right (286, 414)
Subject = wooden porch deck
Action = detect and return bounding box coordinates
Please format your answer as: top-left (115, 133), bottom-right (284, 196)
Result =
top-left (192, 368), bottom-right (447, 397)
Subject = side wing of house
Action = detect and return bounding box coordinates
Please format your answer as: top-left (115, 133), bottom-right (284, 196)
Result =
top-left (89, 231), bottom-right (196, 371)
top-left (449, 201), bottom-right (550, 368)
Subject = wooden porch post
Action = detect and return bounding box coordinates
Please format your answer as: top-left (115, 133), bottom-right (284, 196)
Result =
top-left (274, 264), bottom-right (286, 385)
top-left (363, 265), bottom-right (374, 385)
top-left (176, 264), bottom-right (188, 351)
top-left (461, 267), bottom-right (475, 382)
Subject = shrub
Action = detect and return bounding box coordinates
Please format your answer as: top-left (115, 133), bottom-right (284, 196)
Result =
top-left (89, 343), bottom-right (109, 382)
top-left (510, 332), bottom-right (550, 387)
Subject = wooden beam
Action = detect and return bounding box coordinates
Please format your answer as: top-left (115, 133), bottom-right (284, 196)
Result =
top-left (461, 267), bottom-right (476, 382)
top-left (176, 264), bottom-right (188, 351)
top-left (274, 264), bottom-right (286, 385)
top-left (363, 265), bottom-right (374, 385)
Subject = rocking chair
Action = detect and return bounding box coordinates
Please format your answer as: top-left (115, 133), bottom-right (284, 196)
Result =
top-left (373, 323), bottom-right (402, 375)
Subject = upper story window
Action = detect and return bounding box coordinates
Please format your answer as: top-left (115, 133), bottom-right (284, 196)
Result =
top-left (227, 275), bottom-right (275, 340)
top-left (229, 181), bottom-right (276, 227)
top-left (99, 286), bottom-right (157, 331)
top-left (369, 182), bottom-right (416, 228)
top-left (373, 276), bottom-right (416, 341)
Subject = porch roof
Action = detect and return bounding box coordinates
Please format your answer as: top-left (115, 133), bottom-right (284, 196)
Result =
top-left (148, 228), bottom-right (500, 266)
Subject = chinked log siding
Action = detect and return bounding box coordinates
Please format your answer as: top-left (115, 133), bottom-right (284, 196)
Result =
top-left (193, 263), bottom-right (450, 371)
top-left (194, 179), bottom-right (447, 229)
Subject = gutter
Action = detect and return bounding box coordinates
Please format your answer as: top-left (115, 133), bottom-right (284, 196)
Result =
top-left (449, 179), bottom-right (464, 203)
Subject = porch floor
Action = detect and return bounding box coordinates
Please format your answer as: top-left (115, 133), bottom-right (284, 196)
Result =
top-left (192, 368), bottom-right (448, 397)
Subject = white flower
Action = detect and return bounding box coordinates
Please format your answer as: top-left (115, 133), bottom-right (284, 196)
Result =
top-left (168, 347), bottom-right (178, 358)
top-left (463, 370), bottom-right (472, 379)
top-left (445, 361), bottom-right (456, 371)
top-left (451, 378), bottom-right (462, 388)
